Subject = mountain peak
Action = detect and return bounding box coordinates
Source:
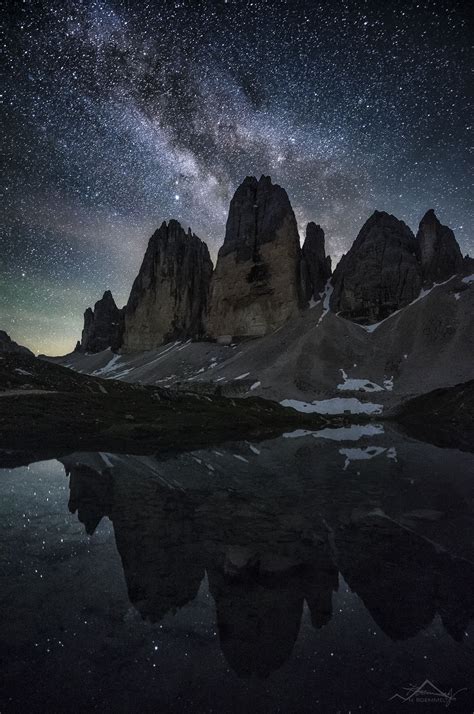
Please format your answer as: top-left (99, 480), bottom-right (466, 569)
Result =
top-left (416, 210), bottom-right (463, 284)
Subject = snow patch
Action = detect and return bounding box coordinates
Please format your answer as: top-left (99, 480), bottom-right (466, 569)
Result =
top-left (92, 354), bottom-right (122, 376)
top-left (337, 369), bottom-right (384, 393)
top-left (462, 274), bottom-right (474, 284)
top-left (234, 372), bottom-right (250, 380)
top-left (249, 381), bottom-right (261, 391)
top-left (317, 280), bottom-right (333, 325)
top-left (360, 275), bottom-right (457, 333)
top-left (233, 454), bottom-right (249, 463)
top-left (249, 445), bottom-right (261, 454)
top-left (99, 453), bottom-right (114, 468)
top-left (281, 397), bottom-right (383, 415)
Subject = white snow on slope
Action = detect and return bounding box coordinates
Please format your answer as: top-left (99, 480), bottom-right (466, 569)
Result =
top-left (462, 274), bottom-right (474, 284)
top-left (317, 280), bottom-right (333, 325)
top-left (281, 397), bottom-right (383, 415)
top-left (92, 354), bottom-right (122, 376)
top-left (337, 368), bottom-right (383, 392)
top-left (361, 275), bottom-right (457, 333)
top-left (235, 372), bottom-right (250, 380)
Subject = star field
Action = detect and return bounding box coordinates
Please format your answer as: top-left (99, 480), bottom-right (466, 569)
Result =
top-left (1, 0), bottom-right (472, 354)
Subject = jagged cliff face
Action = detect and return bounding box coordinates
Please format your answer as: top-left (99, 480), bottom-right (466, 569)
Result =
top-left (206, 176), bottom-right (305, 339)
top-left (301, 222), bottom-right (332, 300)
top-left (122, 220), bottom-right (213, 352)
top-left (79, 291), bottom-right (124, 353)
top-left (330, 211), bottom-right (422, 324)
top-left (330, 209), bottom-right (465, 324)
top-left (417, 209), bottom-right (463, 284)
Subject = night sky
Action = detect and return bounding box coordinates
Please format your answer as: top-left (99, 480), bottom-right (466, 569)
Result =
top-left (2, 0), bottom-right (472, 355)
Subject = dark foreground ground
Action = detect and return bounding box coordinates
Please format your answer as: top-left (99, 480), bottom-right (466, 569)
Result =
top-left (0, 353), bottom-right (350, 462)
top-left (1, 353), bottom-right (473, 466)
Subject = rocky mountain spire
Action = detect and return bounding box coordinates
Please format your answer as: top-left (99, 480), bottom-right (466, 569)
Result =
top-left (330, 211), bottom-right (422, 323)
top-left (301, 222), bottom-right (332, 300)
top-left (122, 220), bottom-right (213, 352)
top-left (416, 209), bottom-right (463, 284)
top-left (78, 290), bottom-right (124, 353)
top-left (206, 175), bottom-right (305, 339)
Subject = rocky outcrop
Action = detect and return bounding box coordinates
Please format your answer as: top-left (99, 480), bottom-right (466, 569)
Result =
top-left (301, 222), bottom-right (332, 300)
top-left (417, 209), bottom-right (463, 284)
top-left (330, 211), bottom-right (422, 323)
top-left (122, 220), bottom-right (213, 352)
top-left (207, 175), bottom-right (305, 339)
top-left (0, 330), bottom-right (34, 357)
top-left (78, 291), bottom-right (124, 353)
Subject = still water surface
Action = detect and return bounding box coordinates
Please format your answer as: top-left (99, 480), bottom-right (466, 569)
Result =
top-left (1, 426), bottom-right (473, 712)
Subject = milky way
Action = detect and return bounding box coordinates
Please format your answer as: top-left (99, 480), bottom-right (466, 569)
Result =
top-left (2, 0), bottom-right (472, 354)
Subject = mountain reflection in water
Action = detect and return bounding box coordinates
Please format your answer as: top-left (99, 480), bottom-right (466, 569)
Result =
top-left (1, 428), bottom-right (474, 712)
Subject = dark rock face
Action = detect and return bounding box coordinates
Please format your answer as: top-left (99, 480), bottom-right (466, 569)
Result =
top-left (122, 220), bottom-right (213, 352)
top-left (417, 209), bottom-right (463, 284)
top-left (330, 211), bottom-right (422, 323)
top-left (207, 175), bottom-right (305, 338)
top-left (301, 222), bottom-right (332, 300)
top-left (0, 330), bottom-right (34, 357)
top-left (79, 291), bottom-right (124, 353)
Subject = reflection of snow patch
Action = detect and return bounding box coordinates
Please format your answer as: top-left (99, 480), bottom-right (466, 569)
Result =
top-left (315, 424), bottom-right (384, 441)
top-left (283, 424), bottom-right (384, 441)
top-left (283, 424), bottom-right (383, 441)
top-left (340, 446), bottom-right (386, 470)
top-left (281, 397), bottom-right (383, 415)
top-left (283, 429), bottom-right (314, 439)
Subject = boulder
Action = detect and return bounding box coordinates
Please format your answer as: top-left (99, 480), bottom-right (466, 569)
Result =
top-left (122, 220), bottom-right (213, 352)
top-left (207, 175), bottom-right (305, 339)
top-left (330, 211), bottom-right (422, 323)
